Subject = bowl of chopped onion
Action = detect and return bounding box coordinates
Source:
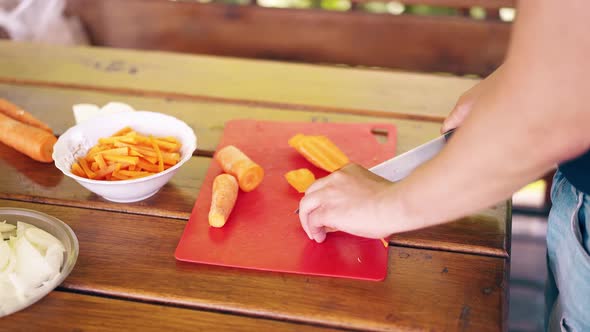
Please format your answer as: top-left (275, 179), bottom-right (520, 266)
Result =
top-left (0, 207), bottom-right (78, 317)
top-left (53, 111), bottom-right (197, 203)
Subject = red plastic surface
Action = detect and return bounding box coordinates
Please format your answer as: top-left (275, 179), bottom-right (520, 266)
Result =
top-left (175, 120), bottom-right (397, 281)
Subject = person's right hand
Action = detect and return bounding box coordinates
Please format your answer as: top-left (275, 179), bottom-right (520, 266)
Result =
top-left (441, 66), bottom-right (503, 134)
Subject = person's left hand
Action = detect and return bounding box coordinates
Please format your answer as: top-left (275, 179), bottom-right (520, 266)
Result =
top-left (298, 163), bottom-right (399, 243)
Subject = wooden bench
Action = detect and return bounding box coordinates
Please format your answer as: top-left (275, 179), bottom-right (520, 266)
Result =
top-left (66, 0), bottom-right (515, 76)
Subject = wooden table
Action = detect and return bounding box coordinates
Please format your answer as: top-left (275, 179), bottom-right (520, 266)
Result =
top-left (0, 41), bottom-right (510, 331)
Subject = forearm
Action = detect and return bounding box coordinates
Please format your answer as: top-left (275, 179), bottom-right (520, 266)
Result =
top-left (381, 0), bottom-right (590, 234)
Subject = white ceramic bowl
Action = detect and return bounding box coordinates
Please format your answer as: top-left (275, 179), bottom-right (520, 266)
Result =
top-left (53, 111), bottom-right (197, 203)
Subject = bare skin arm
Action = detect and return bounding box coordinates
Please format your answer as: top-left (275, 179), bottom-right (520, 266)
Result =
top-left (299, 0), bottom-right (590, 242)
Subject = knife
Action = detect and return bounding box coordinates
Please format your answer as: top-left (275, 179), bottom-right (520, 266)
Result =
top-left (293, 129), bottom-right (455, 214)
top-left (369, 129), bottom-right (455, 182)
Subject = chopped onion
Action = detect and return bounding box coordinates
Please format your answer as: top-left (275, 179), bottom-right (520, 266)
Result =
top-left (0, 221), bottom-right (65, 317)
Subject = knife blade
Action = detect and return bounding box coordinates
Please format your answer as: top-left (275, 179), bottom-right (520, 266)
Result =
top-left (369, 129), bottom-right (455, 182)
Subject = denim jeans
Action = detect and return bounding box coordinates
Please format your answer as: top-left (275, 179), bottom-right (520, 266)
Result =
top-left (546, 170), bottom-right (590, 331)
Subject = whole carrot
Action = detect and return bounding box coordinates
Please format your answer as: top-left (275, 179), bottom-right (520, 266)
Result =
top-left (0, 99), bottom-right (53, 133)
top-left (209, 174), bottom-right (239, 228)
top-left (214, 145), bottom-right (264, 192)
top-left (0, 113), bottom-right (57, 163)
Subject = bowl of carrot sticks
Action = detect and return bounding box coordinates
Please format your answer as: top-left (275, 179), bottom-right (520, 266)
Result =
top-left (52, 111), bottom-right (197, 203)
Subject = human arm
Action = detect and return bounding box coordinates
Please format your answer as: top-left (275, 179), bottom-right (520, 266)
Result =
top-left (299, 0), bottom-right (590, 242)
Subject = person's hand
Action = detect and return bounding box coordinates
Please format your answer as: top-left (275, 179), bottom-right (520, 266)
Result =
top-left (441, 66), bottom-right (503, 134)
top-left (298, 163), bottom-right (399, 243)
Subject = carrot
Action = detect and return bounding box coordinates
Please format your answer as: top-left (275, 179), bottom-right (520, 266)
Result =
top-left (0, 113), bottom-right (57, 163)
top-left (0, 98), bottom-right (53, 133)
top-left (71, 162), bottom-right (85, 177)
top-left (288, 134), bottom-right (349, 173)
top-left (285, 168), bottom-right (316, 193)
top-left (214, 145), bottom-right (264, 192)
top-left (208, 174), bottom-right (239, 228)
top-left (149, 135), bottom-right (164, 172)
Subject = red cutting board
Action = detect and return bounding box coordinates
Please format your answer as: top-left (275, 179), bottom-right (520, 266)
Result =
top-left (175, 120), bottom-right (397, 281)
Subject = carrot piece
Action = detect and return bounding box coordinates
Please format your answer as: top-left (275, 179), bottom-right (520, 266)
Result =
top-left (78, 158), bottom-right (96, 179)
top-left (137, 158), bottom-right (160, 172)
top-left (128, 164), bottom-right (136, 171)
top-left (288, 134), bottom-right (349, 172)
top-left (103, 154), bottom-right (139, 165)
top-left (149, 136), bottom-right (164, 172)
top-left (91, 162), bottom-right (99, 172)
top-left (98, 136), bottom-right (137, 145)
top-left (0, 113), bottom-right (57, 163)
top-left (214, 145), bottom-right (264, 192)
top-left (93, 164), bottom-right (117, 180)
top-left (118, 170), bottom-right (154, 179)
top-left (112, 126), bottom-right (133, 136)
top-left (285, 168), bottom-right (316, 193)
top-left (159, 136), bottom-right (180, 144)
top-left (0, 98), bottom-right (53, 133)
top-left (94, 153), bottom-right (107, 170)
top-left (208, 174), bottom-right (239, 228)
top-left (71, 162), bottom-right (85, 177)
top-left (86, 147), bottom-right (129, 162)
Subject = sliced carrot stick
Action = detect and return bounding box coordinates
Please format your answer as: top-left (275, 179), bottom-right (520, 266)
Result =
top-left (214, 145), bottom-right (264, 192)
top-left (0, 98), bottom-right (53, 133)
top-left (208, 174), bottom-right (239, 228)
top-left (78, 158), bottom-right (96, 179)
top-left (111, 126), bottom-right (133, 136)
top-left (137, 159), bottom-right (160, 172)
top-left (118, 170), bottom-right (154, 179)
top-left (103, 154), bottom-right (139, 165)
top-left (94, 153), bottom-right (107, 170)
top-left (0, 113), bottom-right (57, 163)
top-left (71, 162), bottom-right (85, 177)
top-left (149, 135), bottom-right (164, 172)
top-left (93, 164), bottom-right (117, 180)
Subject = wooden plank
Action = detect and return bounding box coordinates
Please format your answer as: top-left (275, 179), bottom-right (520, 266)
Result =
top-left (0, 83), bottom-right (444, 154)
top-left (354, 0), bottom-right (516, 7)
top-left (0, 84), bottom-right (508, 257)
top-left (0, 40), bottom-right (479, 121)
top-left (4, 292), bottom-right (337, 331)
top-left (0, 200), bottom-right (507, 331)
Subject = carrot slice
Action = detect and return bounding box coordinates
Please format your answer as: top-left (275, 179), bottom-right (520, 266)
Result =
top-left (285, 168), bottom-right (316, 193)
top-left (208, 174), bottom-right (239, 228)
top-left (288, 134), bottom-right (349, 172)
top-left (214, 145), bottom-right (264, 192)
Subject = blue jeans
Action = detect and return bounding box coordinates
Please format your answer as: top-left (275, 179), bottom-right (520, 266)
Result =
top-left (546, 170), bottom-right (590, 331)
